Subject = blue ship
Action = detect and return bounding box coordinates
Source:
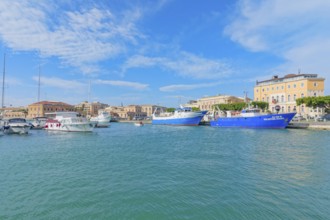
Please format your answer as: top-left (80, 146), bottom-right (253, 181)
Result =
top-left (210, 108), bottom-right (296, 129)
top-left (152, 106), bottom-right (208, 126)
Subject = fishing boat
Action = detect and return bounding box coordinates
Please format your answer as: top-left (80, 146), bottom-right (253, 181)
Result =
top-left (45, 112), bottom-right (95, 132)
top-left (3, 118), bottom-right (32, 134)
top-left (152, 106), bottom-right (208, 126)
top-left (210, 108), bottom-right (296, 129)
top-left (90, 111), bottom-right (111, 127)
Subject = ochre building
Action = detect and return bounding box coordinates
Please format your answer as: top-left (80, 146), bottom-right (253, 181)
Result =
top-left (254, 74), bottom-right (325, 117)
top-left (27, 101), bottom-right (74, 118)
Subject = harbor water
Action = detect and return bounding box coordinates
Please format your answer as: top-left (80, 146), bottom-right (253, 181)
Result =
top-left (1, 123), bottom-right (330, 219)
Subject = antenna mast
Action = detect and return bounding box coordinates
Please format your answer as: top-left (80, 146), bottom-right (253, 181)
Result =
top-left (1, 53), bottom-right (5, 108)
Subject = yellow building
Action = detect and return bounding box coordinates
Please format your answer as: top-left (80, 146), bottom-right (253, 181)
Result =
top-left (27, 101), bottom-right (74, 118)
top-left (75, 101), bottom-right (109, 116)
top-left (0, 107), bottom-right (27, 118)
top-left (197, 95), bottom-right (246, 111)
top-left (254, 74), bottom-right (325, 116)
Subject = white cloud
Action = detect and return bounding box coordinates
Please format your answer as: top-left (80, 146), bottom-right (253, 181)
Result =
top-left (95, 79), bottom-right (149, 90)
top-left (0, 1), bottom-right (143, 74)
top-left (32, 76), bottom-right (85, 90)
top-left (225, 0), bottom-right (330, 93)
top-left (160, 81), bottom-right (222, 92)
top-left (123, 52), bottom-right (233, 79)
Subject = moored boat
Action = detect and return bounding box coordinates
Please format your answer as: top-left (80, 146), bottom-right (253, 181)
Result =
top-left (45, 112), bottom-right (95, 132)
top-left (152, 106), bottom-right (208, 126)
top-left (29, 117), bottom-right (48, 129)
top-left (134, 121), bottom-right (144, 126)
top-left (90, 111), bottom-right (111, 127)
top-left (210, 108), bottom-right (296, 129)
top-left (3, 118), bottom-right (32, 134)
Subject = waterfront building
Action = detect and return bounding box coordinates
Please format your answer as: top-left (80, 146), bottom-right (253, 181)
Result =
top-left (195, 95), bottom-right (246, 111)
top-left (75, 101), bottom-right (109, 116)
top-left (105, 104), bottom-right (167, 120)
top-left (254, 74), bottom-right (325, 117)
top-left (141, 105), bottom-right (166, 117)
top-left (27, 101), bottom-right (74, 118)
top-left (0, 107), bottom-right (27, 118)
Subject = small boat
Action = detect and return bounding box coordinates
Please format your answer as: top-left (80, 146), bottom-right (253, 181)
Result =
top-left (29, 117), bottom-right (48, 129)
top-left (134, 121), bottom-right (144, 126)
top-left (210, 108), bottom-right (296, 129)
top-left (3, 118), bottom-right (32, 134)
top-left (152, 106), bottom-right (208, 126)
top-left (45, 112), bottom-right (95, 132)
top-left (0, 120), bottom-right (4, 136)
top-left (90, 111), bottom-right (111, 127)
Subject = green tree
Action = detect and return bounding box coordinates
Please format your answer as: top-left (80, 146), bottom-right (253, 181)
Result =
top-left (166, 108), bottom-right (175, 113)
top-left (296, 96), bottom-right (330, 113)
top-left (251, 101), bottom-right (269, 111)
top-left (192, 107), bottom-right (200, 111)
top-left (214, 102), bottom-right (247, 111)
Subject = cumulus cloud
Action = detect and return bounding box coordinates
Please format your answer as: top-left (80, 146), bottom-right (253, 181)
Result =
top-left (123, 52), bottom-right (233, 79)
top-left (95, 79), bottom-right (149, 90)
top-left (0, 0), bottom-right (143, 74)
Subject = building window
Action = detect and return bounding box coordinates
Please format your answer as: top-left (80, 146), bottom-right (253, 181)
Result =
top-left (301, 93), bottom-right (304, 98)
top-left (288, 85), bottom-right (290, 89)
top-left (276, 86), bottom-right (279, 90)
top-left (294, 94), bottom-right (296, 100)
top-left (267, 97), bottom-right (269, 102)
top-left (276, 96), bottom-right (279, 101)
top-left (281, 95), bottom-right (284, 103)
top-left (314, 82), bottom-right (317, 87)
top-left (301, 83), bottom-right (304, 87)
top-left (301, 105), bottom-right (304, 113)
top-left (294, 84), bottom-right (296, 88)
top-left (272, 87), bottom-right (274, 90)
top-left (256, 89), bottom-right (258, 92)
top-left (281, 86), bottom-right (284, 90)
top-left (314, 92), bottom-right (317, 97)
top-left (288, 95), bottom-right (291, 102)
top-left (281, 106), bottom-right (284, 112)
top-left (262, 89), bottom-right (264, 92)
top-left (288, 106), bottom-right (291, 112)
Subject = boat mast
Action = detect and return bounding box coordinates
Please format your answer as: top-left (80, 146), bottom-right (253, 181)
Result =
top-left (37, 64), bottom-right (41, 117)
top-left (1, 53), bottom-right (5, 108)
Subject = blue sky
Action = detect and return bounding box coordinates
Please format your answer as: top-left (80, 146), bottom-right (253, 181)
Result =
top-left (0, 0), bottom-right (329, 108)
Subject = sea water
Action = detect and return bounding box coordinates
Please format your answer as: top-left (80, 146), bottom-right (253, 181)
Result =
top-left (1, 123), bottom-right (329, 219)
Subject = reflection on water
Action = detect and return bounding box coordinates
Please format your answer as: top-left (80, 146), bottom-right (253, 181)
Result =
top-left (0, 124), bottom-right (330, 219)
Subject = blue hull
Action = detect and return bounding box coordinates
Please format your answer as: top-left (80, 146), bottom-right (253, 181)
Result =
top-left (210, 112), bottom-right (296, 129)
top-left (152, 111), bottom-right (207, 126)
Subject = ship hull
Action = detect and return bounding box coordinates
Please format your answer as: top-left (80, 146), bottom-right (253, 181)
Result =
top-left (210, 112), bottom-right (296, 129)
top-left (152, 111), bottom-right (207, 126)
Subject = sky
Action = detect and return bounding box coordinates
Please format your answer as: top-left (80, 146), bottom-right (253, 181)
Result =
top-left (0, 0), bottom-right (329, 108)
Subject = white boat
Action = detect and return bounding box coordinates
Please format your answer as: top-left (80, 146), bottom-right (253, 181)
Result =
top-left (30, 117), bottom-right (47, 129)
top-left (90, 111), bottom-right (111, 127)
top-left (152, 106), bottom-right (208, 126)
top-left (45, 112), bottom-right (95, 132)
top-left (134, 121), bottom-right (144, 126)
top-left (3, 118), bottom-right (32, 134)
top-left (0, 120), bottom-right (4, 136)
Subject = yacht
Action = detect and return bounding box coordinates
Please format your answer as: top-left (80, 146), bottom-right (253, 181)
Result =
top-left (90, 111), bottom-right (111, 127)
top-left (45, 112), bottom-right (95, 132)
top-left (4, 118), bottom-right (32, 134)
